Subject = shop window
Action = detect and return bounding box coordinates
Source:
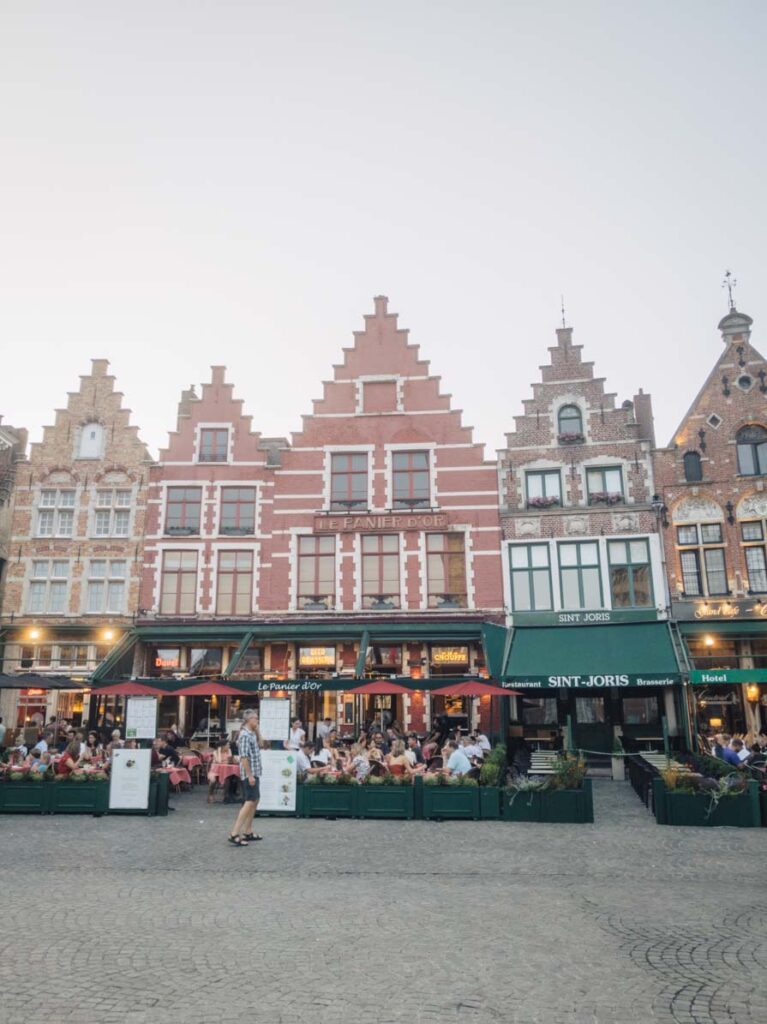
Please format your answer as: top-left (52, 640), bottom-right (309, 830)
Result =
top-left (159, 551), bottom-right (198, 614)
top-left (525, 470), bottom-right (561, 508)
top-left (330, 453), bottom-right (368, 510)
top-left (361, 535), bottom-right (400, 609)
top-left (675, 523), bottom-right (728, 596)
top-left (586, 466), bottom-right (623, 505)
top-left (741, 520), bottom-right (767, 592)
top-left (27, 560), bottom-right (69, 614)
top-left (608, 539), bottom-right (653, 607)
top-left (392, 451), bottom-right (430, 509)
top-left (509, 544), bottom-right (552, 611)
top-left (228, 643), bottom-right (264, 677)
top-left (426, 533), bottom-right (467, 608)
top-left (559, 542), bottom-right (602, 610)
top-left (58, 644), bottom-right (90, 668)
top-left (149, 647), bottom-right (182, 676)
top-left (685, 635), bottom-right (738, 669)
top-left (86, 560), bottom-right (127, 614)
top-left (216, 551), bottom-right (253, 615)
top-left (736, 425), bottom-right (767, 476)
top-left (93, 489), bottom-right (132, 537)
top-left (220, 487), bottom-right (256, 535)
top-left (557, 405), bottom-right (583, 440)
top-left (199, 428), bottom-right (229, 463)
top-left (188, 648), bottom-right (223, 676)
top-left (430, 645), bottom-right (470, 676)
top-left (165, 487), bottom-right (202, 535)
top-left (622, 696), bottom-right (660, 725)
top-left (17, 645), bottom-right (53, 670)
top-left (366, 645), bottom-right (403, 674)
top-left (37, 489), bottom-right (75, 538)
top-left (78, 422), bottom-right (104, 459)
top-left (520, 697), bottom-right (558, 725)
top-left (683, 451), bottom-right (703, 482)
top-left (297, 535), bottom-right (335, 610)
top-left (575, 696), bottom-right (606, 723)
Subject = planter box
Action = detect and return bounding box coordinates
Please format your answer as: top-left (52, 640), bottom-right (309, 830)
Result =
top-left (298, 784), bottom-right (358, 818)
top-left (358, 785), bottom-right (415, 819)
top-left (479, 787), bottom-right (501, 819)
top-left (501, 780), bottom-right (594, 823)
top-left (760, 788), bottom-right (767, 828)
top-left (652, 778), bottom-right (760, 827)
top-left (0, 781), bottom-right (49, 813)
top-left (422, 784), bottom-right (480, 820)
top-left (49, 781), bottom-right (109, 816)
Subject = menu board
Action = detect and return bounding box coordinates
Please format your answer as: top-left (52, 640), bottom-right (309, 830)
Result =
top-left (259, 749), bottom-right (297, 813)
top-left (109, 748), bottom-right (152, 810)
top-left (258, 698), bottom-right (291, 742)
top-left (125, 697), bottom-right (158, 740)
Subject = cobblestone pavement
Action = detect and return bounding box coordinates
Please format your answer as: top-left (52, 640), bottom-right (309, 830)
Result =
top-left (1, 780), bottom-right (765, 1024)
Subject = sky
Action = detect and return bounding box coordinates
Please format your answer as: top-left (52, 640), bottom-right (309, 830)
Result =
top-left (1, 1), bottom-right (766, 459)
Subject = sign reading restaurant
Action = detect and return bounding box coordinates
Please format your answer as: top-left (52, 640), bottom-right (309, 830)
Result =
top-left (502, 674), bottom-right (680, 689)
top-left (314, 512), bottom-right (449, 533)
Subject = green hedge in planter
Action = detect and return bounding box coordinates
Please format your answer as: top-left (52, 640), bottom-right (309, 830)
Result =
top-left (502, 779), bottom-right (594, 823)
top-left (652, 778), bottom-right (759, 827)
top-left (358, 781), bottom-right (415, 819)
top-left (298, 780), bottom-right (359, 817)
top-left (0, 779), bottom-right (50, 813)
top-left (422, 778), bottom-right (480, 820)
top-left (49, 779), bottom-right (109, 816)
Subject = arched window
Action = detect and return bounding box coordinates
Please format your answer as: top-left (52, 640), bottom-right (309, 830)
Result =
top-left (736, 425), bottom-right (767, 476)
top-left (77, 422), bottom-right (104, 460)
top-left (558, 405), bottom-right (583, 439)
top-left (683, 451), bottom-right (702, 482)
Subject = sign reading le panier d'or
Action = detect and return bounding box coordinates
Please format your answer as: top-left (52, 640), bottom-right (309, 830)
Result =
top-left (314, 512), bottom-right (448, 533)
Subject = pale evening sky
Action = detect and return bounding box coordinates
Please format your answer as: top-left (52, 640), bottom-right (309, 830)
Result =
top-left (1, 1), bottom-right (765, 459)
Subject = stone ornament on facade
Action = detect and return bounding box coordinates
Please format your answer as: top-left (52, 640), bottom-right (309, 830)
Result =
top-left (515, 518), bottom-right (541, 537)
top-left (736, 494), bottom-right (767, 519)
top-left (671, 496), bottom-right (723, 522)
top-left (564, 516), bottom-right (588, 535)
top-left (612, 512), bottom-right (639, 532)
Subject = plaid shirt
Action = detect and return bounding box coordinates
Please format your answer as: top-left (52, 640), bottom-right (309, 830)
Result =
top-left (238, 727), bottom-right (262, 779)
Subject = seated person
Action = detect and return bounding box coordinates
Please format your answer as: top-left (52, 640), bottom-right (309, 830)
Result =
top-left (165, 725), bottom-right (184, 748)
top-left (461, 735), bottom-right (483, 761)
top-left (56, 740), bottom-right (82, 776)
top-left (728, 738), bottom-right (749, 765)
top-left (386, 739), bottom-right (412, 775)
top-left (711, 733), bottom-right (728, 760)
top-left (311, 737), bottom-right (334, 768)
top-left (84, 731), bottom-right (103, 760)
top-left (443, 740), bottom-right (472, 777)
top-left (295, 741), bottom-right (315, 774)
top-left (208, 738), bottom-right (238, 803)
top-left (370, 730), bottom-right (390, 755)
top-left (24, 747), bottom-right (43, 769)
top-left (349, 743), bottom-right (371, 781)
top-left (405, 734), bottom-right (423, 766)
top-left (153, 736), bottom-right (181, 766)
top-left (31, 751), bottom-right (52, 774)
top-left (475, 730), bottom-right (491, 753)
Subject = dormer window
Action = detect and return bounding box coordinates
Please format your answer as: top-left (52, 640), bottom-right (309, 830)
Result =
top-left (736, 425), bottom-right (767, 476)
top-left (557, 405), bottom-right (583, 442)
top-left (77, 422), bottom-right (104, 459)
top-left (683, 451), bottom-right (703, 482)
top-left (199, 428), bottom-right (229, 463)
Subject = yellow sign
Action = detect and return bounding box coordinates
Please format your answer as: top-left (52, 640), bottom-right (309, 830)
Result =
top-left (298, 646), bottom-right (336, 668)
top-left (431, 646), bottom-right (469, 665)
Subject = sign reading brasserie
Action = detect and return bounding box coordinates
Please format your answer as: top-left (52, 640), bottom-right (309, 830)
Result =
top-left (314, 512), bottom-right (448, 533)
top-left (690, 669), bottom-right (767, 685)
top-left (502, 674), bottom-right (680, 689)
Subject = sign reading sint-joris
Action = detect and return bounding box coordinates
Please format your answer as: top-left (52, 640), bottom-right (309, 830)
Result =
top-left (502, 674), bottom-right (680, 689)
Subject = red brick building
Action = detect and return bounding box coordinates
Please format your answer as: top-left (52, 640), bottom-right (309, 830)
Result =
top-left (653, 304), bottom-right (767, 739)
top-left (113, 298), bottom-right (506, 739)
top-left (497, 322), bottom-right (685, 754)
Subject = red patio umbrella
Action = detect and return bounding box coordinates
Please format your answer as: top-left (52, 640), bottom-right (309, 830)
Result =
top-left (431, 680), bottom-right (521, 697)
top-left (351, 680), bottom-right (414, 695)
top-left (173, 681), bottom-right (249, 697)
top-left (92, 682), bottom-right (164, 696)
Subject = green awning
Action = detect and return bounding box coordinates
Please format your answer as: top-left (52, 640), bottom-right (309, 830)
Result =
top-left (504, 623), bottom-right (682, 689)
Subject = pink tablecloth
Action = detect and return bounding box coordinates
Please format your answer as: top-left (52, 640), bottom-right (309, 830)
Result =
top-left (180, 754), bottom-right (202, 769)
top-left (158, 767), bottom-right (192, 787)
top-left (200, 750), bottom-right (215, 763)
top-left (208, 763), bottom-right (240, 783)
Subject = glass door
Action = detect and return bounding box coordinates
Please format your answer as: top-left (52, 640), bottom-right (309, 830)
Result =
top-left (573, 695), bottom-right (612, 752)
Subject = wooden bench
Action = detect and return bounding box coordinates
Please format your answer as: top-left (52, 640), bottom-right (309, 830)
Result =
top-left (528, 751), bottom-right (558, 775)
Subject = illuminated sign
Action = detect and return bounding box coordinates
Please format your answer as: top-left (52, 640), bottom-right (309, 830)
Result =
top-left (298, 646), bottom-right (336, 668)
top-left (431, 646), bottom-right (470, 666)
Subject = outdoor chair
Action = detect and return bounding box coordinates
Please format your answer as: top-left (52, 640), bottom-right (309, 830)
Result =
top-left (426, 756), bottom-right (443, 770)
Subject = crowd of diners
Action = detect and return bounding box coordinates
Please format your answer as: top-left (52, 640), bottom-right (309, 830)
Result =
top-left (701, 730), bottom-right (767, 769)
top-left (284, 716), bottom-right (493, 781)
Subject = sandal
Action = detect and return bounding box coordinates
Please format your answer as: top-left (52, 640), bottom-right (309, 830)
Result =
top-left (227, 834), bottom-right (246, 847)
top-left (242, 833), bottom-right (263, 842)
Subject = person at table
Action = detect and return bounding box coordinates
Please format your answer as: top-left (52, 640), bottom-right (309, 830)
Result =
top-left (727, 738), bottom-right (749, 765)
top-left (443, 740), bottom-right (472, 777)
top-left (285, 718), bottom-right (306, 751)
top-left (24, 747), bottom-right (43, 769)
top-left (386, 739), bottom-right (412, 775)
top-left (56, 740), bottom-right (83, 776)
top-left (316, 717), bottom-right (333, 742)
top-left (370, 730), bottom-right (389, 755)
top-left (312, 735), bottom-right (336, 769)
top-left (84, 732), bottom-right (103, 761)
top-left (31, 751), bottom-right (51, 774)
top-left (154, 736), bottom-right (181, 766)
top-left (405, 734), bottom-right (424, 766)
top-left (208, 738), bottom-right (239, 804)
top-left (462, 735), bottom-right (483, 762)
top-left (710, 733), bottom-right (727, 759)
top-left (295, 741), bottom-right (314, 774)
top-left (476, 730), bottom-right (491, 753)
top-left (349, 743), bottom-right (371, 781)
top-left (165, 724), bottom-right (184, 748)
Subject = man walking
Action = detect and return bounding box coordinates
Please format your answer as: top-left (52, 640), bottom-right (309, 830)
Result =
top-left (228, 709), bottom-right (264, 847)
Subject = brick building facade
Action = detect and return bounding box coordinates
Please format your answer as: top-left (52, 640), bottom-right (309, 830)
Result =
top-left (109, 297), bottom-right (506, 739)
top-left (0, 419), bottom-right (28, 609)
top-left (497, 323), bottom-right (685, 754)
top-left (653, 305), bottom-right (767, 738)
top-left (0, 360), bottom-right (151, 731)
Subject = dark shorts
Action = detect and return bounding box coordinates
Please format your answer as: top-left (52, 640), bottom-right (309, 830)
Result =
top-left (241, 777), bottom-right (260, 802)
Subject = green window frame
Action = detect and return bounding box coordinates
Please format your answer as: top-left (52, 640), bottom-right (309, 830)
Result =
top-left (509, 544), bottom-right (553, 611)
top-left (586, 466), bottom-right (623, 504)
top-left (607, 539), bottom-right (654, 607)
top-left (525, 470), bottom-right (561, 507)
top-left (558, 541), bottom-right (603, 610)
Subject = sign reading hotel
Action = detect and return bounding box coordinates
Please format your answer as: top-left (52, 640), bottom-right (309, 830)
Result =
top-left (314, 512), bottom-right (448, 533)
top-left (690, 669), bottom-right (767, 685)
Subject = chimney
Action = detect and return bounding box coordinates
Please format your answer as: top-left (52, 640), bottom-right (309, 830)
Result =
top-left (177, 385), bottom-right (198, 419)
top-left (632, 388), bottom-right (655, 446)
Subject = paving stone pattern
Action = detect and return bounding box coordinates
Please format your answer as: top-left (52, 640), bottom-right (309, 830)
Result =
top-left (1, 781), bottom-right (765, 1024)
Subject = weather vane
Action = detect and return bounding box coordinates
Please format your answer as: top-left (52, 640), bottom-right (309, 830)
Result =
top-left (560, 294), bottom-right (567, 328)
top-left (722, 270), bottom-right (737, 311)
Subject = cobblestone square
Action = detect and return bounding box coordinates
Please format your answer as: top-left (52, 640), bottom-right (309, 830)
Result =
top-left (1, 780), bottom-right (765, 1024)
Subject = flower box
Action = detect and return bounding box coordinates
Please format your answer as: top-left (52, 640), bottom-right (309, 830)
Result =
top-left (358, 784), bottom-right (415, 819)
top-left (588, 492), bottom-right (623, 506)
top-left (652, 778), bottom-right (759, 827)
top-left (557, 433), bottom-right (584, 444)
top-left (298, 782), bottom-right (358, 818)
top-left (502, 780), bottom-right (594, 823)
top-left (49, 780), bottom-right (109, 816)
top-left (479, 787), bottom-right (501, 819)
top-left (0, 780), bottom-right (50, 813)
top-left (422, 782), bottom-right (480, 820)
top-left (526, 497), bottom-right (560, 509)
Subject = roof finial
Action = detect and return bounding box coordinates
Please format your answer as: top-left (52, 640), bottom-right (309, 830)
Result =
top-left (722, 269), bottom-right (737, 312)
top-left (560, 294), bottom-right (567, 328)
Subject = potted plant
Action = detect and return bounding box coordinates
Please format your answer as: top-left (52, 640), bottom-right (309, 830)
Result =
top-left (49, 770), bottom-right (109, 816)
top-left (503, 754), bottom-right (593, 823)
top-left (653, 767), bottom-right (759, 827)
top-left (298, 772), bottom-right (359, 818)
top-left (478, 745), bottom-right (506, 819)
top-left (611, 737), bottom-right (625, 781)
top-left (358, 772), bottom-right (415, 819)
top-left (0, 767), bottom-right (50, 814)
top-left (422, 773), bottom-right (481, 820)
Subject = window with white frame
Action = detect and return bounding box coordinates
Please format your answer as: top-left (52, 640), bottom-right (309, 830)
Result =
top-left (525, 470), bottom-right (561, 508)
top-left (361, 535), bottom-right (400, 609)
top-left (199, 428), bottom-right (229, 463)
top-left (676, 523), bottom-right (728, 597)
top-left (297, 535), bottom-right (335, 610)
top-left (86, 559), bottom-right (128, 613)
top-left (330, 453), bottom-right (368, 510)
top-left (216, 551), bottom-right (254, 615)
top-left (586, 466), bottom-right (624, 505)
top-left (27, 560), bottom-right (70, 613)
top-left (160, 551), bottom-right (198, 615)
top-left (93, 489), bottom-right (132, 537)
top-left (426, 533), bottom-right (467, 608)
top-left (37, 489), bottom-right (75, 537)
top-left (392, 451), bottom-right (430, 509)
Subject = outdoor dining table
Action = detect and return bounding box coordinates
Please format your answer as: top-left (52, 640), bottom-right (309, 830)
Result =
top-left (157, 766), bottom-right (192, 788)
top-left (180, 754), bottom-right (203, 770)
top-left (207, 762), bottom-right (240, 783)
